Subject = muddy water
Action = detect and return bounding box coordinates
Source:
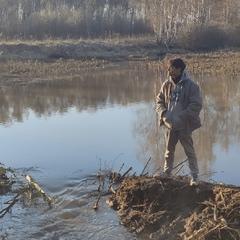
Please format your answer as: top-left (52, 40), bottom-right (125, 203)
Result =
top-left (0, 63), bottom-right (240, 239)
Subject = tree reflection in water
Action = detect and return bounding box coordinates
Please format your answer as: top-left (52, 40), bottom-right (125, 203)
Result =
top-left (0, 65), bottom-right (240, 185)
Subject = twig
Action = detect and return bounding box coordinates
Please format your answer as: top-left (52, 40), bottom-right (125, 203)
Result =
top-left (0, 193), bottom-right (20, 218)
top-left (119, 167), bottom-right (132, 181)
top-left (219, 191), bottom-right (226, 207)
top-left (223, 226), bottom-right (240, 238)
top-left (93, 194), bottom-right (103, 210)
top-left (173, 165), bottom-right (184, 176)
top-left (188, 224), bottom-right (222, 240)
top-left (158, 180), bottom-right (165, 191)
top-left (203, 224), bottom-right (225, 238)
top-left (152, 166), bottom-right (162, 176)
top-left (117, 163), bottom-right (124, 176)
top-left (110, 153), bottom-right (123, 169)
top-left (140, 157), bottom-right (151, 176)
top-left (97, 173), bottom-right (104, 191)
top-left (172, 158), bottom-right (188, 170)
top-left (213, 204), bottom-right (218, 222)
top-left (110, 186), bottom-right (116, 194)
top-left (94, 165), bottom-right (123, 210)
top-left (93, 190), bottom-right (114, 210)
top-left (227, 206), bottom-right (240, 218)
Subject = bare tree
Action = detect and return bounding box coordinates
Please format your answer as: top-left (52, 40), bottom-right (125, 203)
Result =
top-left (0, 0), bottom-right (240, 42)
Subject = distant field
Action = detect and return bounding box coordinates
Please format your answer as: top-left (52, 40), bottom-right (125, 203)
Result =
top-left (0, 38), bottom-right (240, 86)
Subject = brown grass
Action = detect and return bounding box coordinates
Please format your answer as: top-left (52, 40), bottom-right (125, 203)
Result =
top-left (0, 38), bottom-right (240, 86)
top-left (143, 50), bottom-right (240, 75)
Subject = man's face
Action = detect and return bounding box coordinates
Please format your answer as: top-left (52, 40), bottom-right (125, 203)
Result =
top-left (167, 65), bottom-right (181, 78)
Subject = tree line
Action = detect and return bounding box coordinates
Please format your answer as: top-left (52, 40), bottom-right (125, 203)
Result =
top-left (0, 0), bottom-right (240, 50)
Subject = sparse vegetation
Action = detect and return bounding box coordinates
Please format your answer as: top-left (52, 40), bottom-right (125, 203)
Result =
top-left (1, 2), bottom-right (240, 239)
top-left (176, 25), bottom-right (228, 51)
top-left (0, 1), bottom-right (240, 51)
top-left (0, 37), bottom-right (240, 87)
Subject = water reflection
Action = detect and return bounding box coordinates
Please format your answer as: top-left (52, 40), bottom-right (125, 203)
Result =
top-left (0, 64), bottom-right (240, 239)
top-left (133, 71), bottom-right (240, 185)
top-left (0, 65), bottom-right (240, 182)
top-left (0, 65), bottom-right (157, 125)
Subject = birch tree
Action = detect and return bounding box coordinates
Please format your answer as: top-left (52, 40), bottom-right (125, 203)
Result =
top-left (142, 0), bottom-right (212, 46)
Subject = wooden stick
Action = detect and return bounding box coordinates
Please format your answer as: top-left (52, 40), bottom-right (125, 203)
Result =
top-left (117, 163), bottom-right (124, 176)
top-left (203, 224), bottom-right (223, 238)
top-left (188, 224), bottom-right (222, 240)
top-left (173, 165), bottom-right (184, 176)
top-left (219, 191), bottom-right (226, 207)
top-left (93, 191), bottom-right (112, 210)
top-left (152, 166), bottom-right (162, 176)
top-left (25, 175), bottom-right (52, 206)
top-left (119, 167), bottom-right (132, 181)
top-left (172, 158), bottom-right (188, 170)
top-left (140, 157), bottom-right (151, 176)
top-left (213, 204), bottom-right (218, 222)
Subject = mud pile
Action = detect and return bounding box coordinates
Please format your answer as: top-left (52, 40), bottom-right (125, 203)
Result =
top-left (107, 175), bottom-right (240, 240)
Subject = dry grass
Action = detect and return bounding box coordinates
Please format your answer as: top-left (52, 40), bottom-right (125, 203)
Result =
top-left (0, 59), bottom-right (107, 86)
top-left (143, 50), bottom-right (240, 75)
top-left (0, 35), bottom-right (155, 46)
top-left (0, 38), bottom-right (240, 86)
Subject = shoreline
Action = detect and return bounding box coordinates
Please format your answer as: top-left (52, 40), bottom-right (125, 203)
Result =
top-left (0, 39), bottom-right (240, 86)
top-left (1, 39), bottom-right (240, 239)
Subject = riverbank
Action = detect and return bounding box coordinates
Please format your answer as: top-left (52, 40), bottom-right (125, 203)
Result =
top-left (0, 38), bottom-right (240, 86)
top-left (1, 38), bottom-right (240, 239)
top-left (106, 175), bottom-right (240, 240)
top-left (0, 37), bottom-right (162, 62)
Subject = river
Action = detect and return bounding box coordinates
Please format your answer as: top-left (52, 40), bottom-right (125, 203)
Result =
top-left (0, 63), bottom-right (240, 239)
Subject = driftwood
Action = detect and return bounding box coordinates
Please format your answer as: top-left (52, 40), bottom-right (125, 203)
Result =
top-left (0, 165), bottom-right (53, 222)
top-left (25, 175), bottom-right (52, 206)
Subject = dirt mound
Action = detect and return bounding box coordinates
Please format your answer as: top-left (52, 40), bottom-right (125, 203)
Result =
top-left (107, 175), bottom-right (240, 240)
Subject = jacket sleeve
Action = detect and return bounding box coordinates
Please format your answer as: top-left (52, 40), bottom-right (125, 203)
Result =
top-left (156, 82), bottom-right (168, 124)
top-left (178, 81), bottom-right (202, 121)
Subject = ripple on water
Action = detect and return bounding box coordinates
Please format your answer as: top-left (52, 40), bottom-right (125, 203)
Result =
top-left (1, 170), bottom-right (138, 239)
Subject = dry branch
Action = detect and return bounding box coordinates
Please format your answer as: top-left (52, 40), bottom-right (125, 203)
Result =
top-left (140, 157), bottom-right (151, 176)
top-left (25, 175), bottom-right (52, 206)
top-left (172, 158), bottom-right (188, 171)
top-left (0, 193), bottom-right (20, 218)
top-left (119, 167), bottom-right (132, 181)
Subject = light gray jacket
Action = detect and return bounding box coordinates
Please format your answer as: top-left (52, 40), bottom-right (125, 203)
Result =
top-left (156, 71), bottom-right (202, 133)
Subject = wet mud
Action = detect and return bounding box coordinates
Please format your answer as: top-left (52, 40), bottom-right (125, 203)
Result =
top-left (107, 175), bottom-right (240, 240)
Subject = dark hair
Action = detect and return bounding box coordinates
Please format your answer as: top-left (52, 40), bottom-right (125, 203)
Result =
top-left (168, 58), bottom-right (186, 73)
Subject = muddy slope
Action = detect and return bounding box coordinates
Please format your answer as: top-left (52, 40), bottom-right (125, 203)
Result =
top-left (107, 175), bottom-right (240, 240)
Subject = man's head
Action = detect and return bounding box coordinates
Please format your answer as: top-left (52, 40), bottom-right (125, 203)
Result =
top-left (167, 58), bottom-right (186, 78)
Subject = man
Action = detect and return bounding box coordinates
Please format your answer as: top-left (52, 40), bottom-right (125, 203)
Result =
top-left (154, 58), bottom-right (202, 186)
